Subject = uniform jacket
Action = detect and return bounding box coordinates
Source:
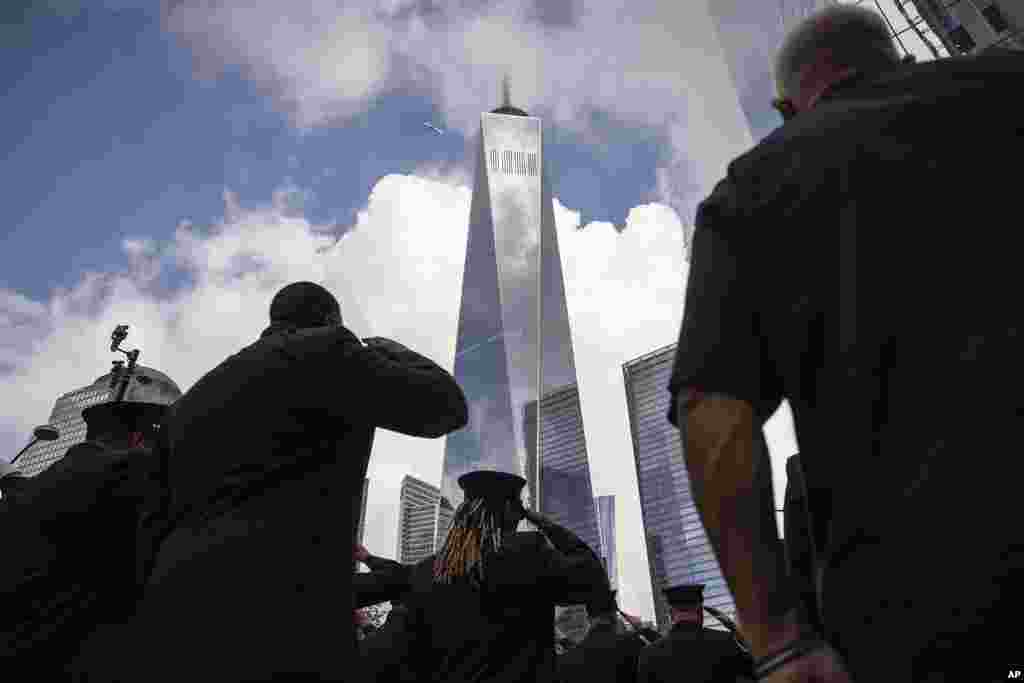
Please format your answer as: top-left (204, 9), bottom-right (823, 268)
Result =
top-left (1, 442), bottom-right (161, 670)
top-left (555, 620), bottom-right (647, 683)
top-left (636, 622), bottom-right (748, 683)
top-left (402, 524), bottom-right (607, 683)
top-left (359, 605), bottom-right (417, 683)
top-left (70, 325), bottom-right (467, 682)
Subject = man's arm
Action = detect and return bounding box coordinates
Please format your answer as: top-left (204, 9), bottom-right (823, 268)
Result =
top-left (290, 328), bottom-right (468, 438)
top-left (525, 510), bottom-right (608, 604)
top-left (679, 395), bottom-right (801, 657)
top-left (353, 567), bottom-right (413, 609)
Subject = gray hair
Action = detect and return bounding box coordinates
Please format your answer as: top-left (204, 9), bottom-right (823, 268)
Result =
top-left (774, 4), bottom-right (901, 101)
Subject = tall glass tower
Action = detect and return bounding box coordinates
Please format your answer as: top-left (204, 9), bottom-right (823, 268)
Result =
top-left (623, 343), bottom-right (735, 632)
top-left (439, 80), bottom-right (599, 548)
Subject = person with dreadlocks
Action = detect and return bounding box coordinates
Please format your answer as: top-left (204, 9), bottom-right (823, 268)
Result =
top-left (400, 470), bottom-right (606, 683)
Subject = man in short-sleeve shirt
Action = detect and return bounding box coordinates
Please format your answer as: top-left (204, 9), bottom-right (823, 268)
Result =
top-left (667, 7), bottom-right (1024, 682)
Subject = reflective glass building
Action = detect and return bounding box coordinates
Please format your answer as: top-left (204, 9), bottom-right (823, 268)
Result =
top-left (15, 366), bottom-right (181, 477)
top-left (439, 88), bottom-right (598, 553)
top-left (622, 344), bottom-right (735, 632)
top-left (523, 384), bottom-right (601, 643)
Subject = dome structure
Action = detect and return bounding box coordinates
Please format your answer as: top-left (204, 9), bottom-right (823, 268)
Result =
top-left (90, 365), bottom-right (183, 407)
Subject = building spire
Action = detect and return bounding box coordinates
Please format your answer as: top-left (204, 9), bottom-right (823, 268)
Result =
top-left (490, 74), bottom-right (528, 117)
top-left (501, 74), bottom-right (511, 109)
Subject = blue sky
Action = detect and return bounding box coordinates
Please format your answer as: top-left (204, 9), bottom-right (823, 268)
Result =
top-left (3, 3), bottom-right (672, 304)
top-left (1, 0), bottom-right (812, 623)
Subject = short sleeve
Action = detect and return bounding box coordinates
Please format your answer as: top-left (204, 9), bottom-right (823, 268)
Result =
top-left (667, 218), bottom-right (782, 427)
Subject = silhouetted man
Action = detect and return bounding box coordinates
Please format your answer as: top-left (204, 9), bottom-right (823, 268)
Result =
top-left (669, 5), bottom-right (1023, 681)
top-left (4, 376), bottom-right (178, 672)
top-left (636, 585), bottom-right (748, 683)
top-left (402, 471), bottom-right (606, 683)
top-left (77, 281), bottom-right (468, 681)
top-left (556, 590), bottom-right (647, 683)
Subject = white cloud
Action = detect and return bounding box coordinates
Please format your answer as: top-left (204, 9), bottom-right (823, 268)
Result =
top-left (1, 172), bottom-right (797, 622)
top-left (163, 0), bottom-right (754, 234)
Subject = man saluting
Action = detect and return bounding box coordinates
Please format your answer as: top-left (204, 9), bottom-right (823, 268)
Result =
top-left (636, 584), bottom-right (750, 683)
top-left (402, 470), bottom-right (607, 683)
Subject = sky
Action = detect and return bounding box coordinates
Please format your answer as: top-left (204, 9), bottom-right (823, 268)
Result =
top-left (0, 0), bottom-right (912, 622)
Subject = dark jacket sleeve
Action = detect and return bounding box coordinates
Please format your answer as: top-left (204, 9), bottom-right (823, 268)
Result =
top-left (530, 517), bottom-right (608, 605)
top-left (353, 559), bottom-right (414, 608)
top-left (363, 554), bottom-right (405, 575)
top-left (635, 650), bottom-right (656, 683)
top-left (278, 327), bottom-right (469, 438)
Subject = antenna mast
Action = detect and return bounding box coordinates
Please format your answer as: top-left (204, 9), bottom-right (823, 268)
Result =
top-left (501, 74), bottom-right (511, 109)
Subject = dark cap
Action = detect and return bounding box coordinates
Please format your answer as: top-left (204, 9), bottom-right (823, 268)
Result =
top-left (457, 470), bottom-right (526, 501)
top-left (664, 583), bottom-right (705, 608)
top-left (269, 282), bottom-right (341, 328)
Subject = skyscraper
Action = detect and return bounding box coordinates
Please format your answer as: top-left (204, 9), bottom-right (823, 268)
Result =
top-left (438, 82), bottom-right (598, 552)
top-left (357, 478), bottom-right (369, 546)
top-left (523, 384), bottom-right (602, 644)
top-left (14, 366), bottom-right (181, 477)
top-left (523, 385), bottom-right (602, 557)
top-left (622, 344), bottom-right (735, 632)
top-left (397, 475), bottom-right (443, 565)
top-left (595, 495), bottom-right (618, 592)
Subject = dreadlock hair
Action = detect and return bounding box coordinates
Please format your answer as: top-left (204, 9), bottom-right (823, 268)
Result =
top-left (433, 496), bottom-right (520, 588)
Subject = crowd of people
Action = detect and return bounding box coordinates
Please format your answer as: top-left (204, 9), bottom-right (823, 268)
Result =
top-left (2, 4), bottom-right (1022, 681)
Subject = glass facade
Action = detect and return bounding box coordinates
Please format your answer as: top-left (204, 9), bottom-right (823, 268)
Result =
top-left (440, 106), bottom-right (597, 546)
top-left (622, 344), bottom-right (735, 632)
top-left (397, 474), bottom-right (444, 565)
top-left (522, 383), bottom-right (602, 643)
top-left (523, 385), bottom-right (601, 556)
top-left (596, 495), bottom-right (618, 592)
top-left (14, 366), bottom-right (181, 477)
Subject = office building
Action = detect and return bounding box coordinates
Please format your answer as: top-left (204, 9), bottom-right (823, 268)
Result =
top-left (438, 79), bottom-right (599, 572)
top-left (596, 495), bottom-right (618, 592)
top-left (623, 344), bottom-right (735, 632)
top-left (397, 475), bottom-right (443, 565)
top-left (14, 366), bottom-right (181, 477)
top-left (523, 384), bottom-right (602, 644)
top-left (879, 0), bottom-right (1022, 55)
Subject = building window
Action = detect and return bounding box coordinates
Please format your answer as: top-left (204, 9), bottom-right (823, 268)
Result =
top-left (488, 149), bottom-right (539, 177)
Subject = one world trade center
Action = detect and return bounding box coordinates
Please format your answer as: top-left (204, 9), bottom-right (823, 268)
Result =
top-left (438, 82), bottom-right (602, 567)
